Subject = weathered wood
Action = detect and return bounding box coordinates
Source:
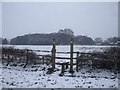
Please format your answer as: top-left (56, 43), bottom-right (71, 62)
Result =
top-left (55, 63), bottom-right (76, 65)
top-left (38, 55), bottom-right (77, 59)
top-left (66, 64), bottom-right (69, 69)
top-left (61, 64), bottom-right (65, 74)
top-left (55, 57), bottom-right (77, 59)
top-left (51, 39), bottom-right (56, 70)
top-left (57, 62), bottom-right (69, 74)
top-left (23, 49), bottom-right (29, 68)
top-left (70, 38), bottom-right (74, 73)
top-left (76, 52), bottom-right (79, 72)
top-left (42, 56), bottom-right (44, 64)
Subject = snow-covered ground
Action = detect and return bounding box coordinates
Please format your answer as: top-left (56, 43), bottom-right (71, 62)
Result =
top-left (1, 45), bottom-right (119, 88)
top-left (2, 63), bottom-right (118, 88)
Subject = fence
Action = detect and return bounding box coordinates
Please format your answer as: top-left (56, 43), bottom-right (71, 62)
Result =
top-left (48, 39), bottom-right (119, 74)
top-left (2, 38), bottom-right (120, 74)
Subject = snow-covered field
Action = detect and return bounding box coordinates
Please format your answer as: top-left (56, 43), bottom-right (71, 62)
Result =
top-left (2, 63), bottom-right (118, 88)
top-left (1, 45), bottom-right (119, 88)
top-left (5, 45), bottom-right (113, 53)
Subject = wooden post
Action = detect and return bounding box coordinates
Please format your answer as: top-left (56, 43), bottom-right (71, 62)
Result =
top-left (66, 64), bottom-right (68, 69)
top-left (42, 56), bottom-right (44, 64)
top-left (26, 49), bottom-right (29, 64)
top-left (61, 64), bottom-right (64, 74)
top-left (70, 38), bottom-right (74, 73)
top-left (51, 39), bottom-right (56, 70)
top-left (76, 52), bottom-right (79, 72)
top-left (23, 49), bottom-right (29, 68)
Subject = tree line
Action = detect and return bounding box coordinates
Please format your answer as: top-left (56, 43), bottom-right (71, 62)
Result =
top-left (1, 29), bottom-right (120, 45)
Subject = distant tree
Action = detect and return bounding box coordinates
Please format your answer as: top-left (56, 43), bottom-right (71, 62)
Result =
top-left (74, 35), bottom-right (96, 45)
top-left (58, 28), bottom-right (74, 36)
top-left (10, 32), bottom-right (96, 45)
top-left (103, 37), bottom-right (118, 45)
top-left (95, 37), bottom-right (103, 45)
top-left (2, 38), bottom-right (8, 44)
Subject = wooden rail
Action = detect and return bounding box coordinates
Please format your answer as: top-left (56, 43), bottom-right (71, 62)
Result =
top-left (32, 49), bottom-right (119, 57)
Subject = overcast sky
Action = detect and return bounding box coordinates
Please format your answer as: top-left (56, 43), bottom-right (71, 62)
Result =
top-left (2, 2), bottom-right (118, 40)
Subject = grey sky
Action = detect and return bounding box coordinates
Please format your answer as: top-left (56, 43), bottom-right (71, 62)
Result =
top-left (0, 3), bottom-right (2, 38)
top-left (2, 2), bottom-right (118, 40)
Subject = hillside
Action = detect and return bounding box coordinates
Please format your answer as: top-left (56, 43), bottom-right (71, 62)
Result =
top-left (10, 33), bottom-right (95, 45)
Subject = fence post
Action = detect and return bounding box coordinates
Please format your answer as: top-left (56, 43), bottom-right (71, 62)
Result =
top-left (42, 56), bottom-right (44, 64)
top-left (70, 38), bottom-right (74, 73)
top-left (26, 49), bottom-right (29, 64)
top-left (76, 52), bottom-right (79, 72)
top-left (23, 49), bottom-right (29, 68)
top-left (61, 64), bottom-right (64, 74)
top-left (51, 38), bottom-right (56, 71)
